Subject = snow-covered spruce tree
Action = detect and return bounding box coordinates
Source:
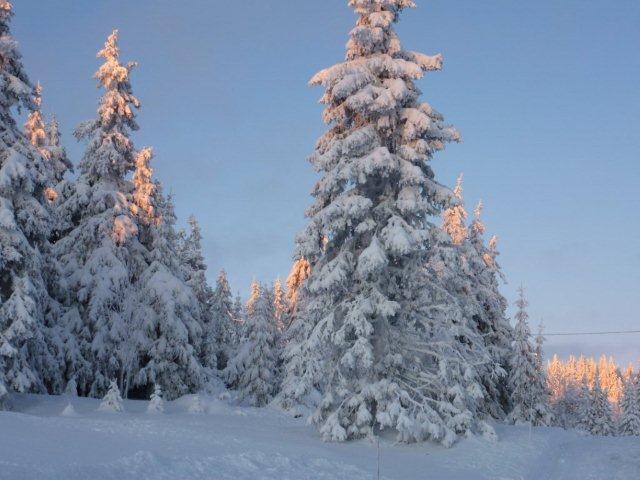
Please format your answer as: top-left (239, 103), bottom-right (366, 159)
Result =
top-left (211, 270), bottom-right (236, 370)
top-left (618, 375), bottom-right (640, 436)
top-left (423, 184), bottom-right (500, 431)
top-left (23, 83), bottom-right (73, 395)
top-left (178, 215), bottom-right (216, 371)
top-left (576, 374), bottom-right (592, 430)
top-left (583, 372), bottom-right (614, 436)
top-left (547, 355), bottom-right (581, 429)
top-left (273, 278), bottom-right (288, 334)
top-left (98, 380), bottom-right (124, 413)
top-left (54, 31), bottom-right (148, 397)
top-left (467, 202), bottom-right (513, 411)
top-left (0, 0), bottom-right (62, 406)
top-left (45, 116), bottom-right (73, 195)
top-left (439, 181), bottom-right (512, 419)
top-left (506, 287), bottom-right (551, 426)
top-left (130, 148), bottom-right (206, 399)
top-left (285, 257), bottom-right (311, 328)
top-left (282, 1), bottom-right (508, 445)
top-left (442, 174), bottom-right (467, 245)
top-left (147, 384), bottom-right (164, 414)
top-left (225, 282), bottom-right (279, 406)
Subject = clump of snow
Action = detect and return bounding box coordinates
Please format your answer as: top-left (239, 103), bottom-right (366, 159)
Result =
top-left (187, 395), bottom-right (205, 414)
top-left (60, 402), bottom-right (77, 417)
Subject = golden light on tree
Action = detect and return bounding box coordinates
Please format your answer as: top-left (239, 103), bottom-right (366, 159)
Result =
top-left (442, 173), bottom-right (468, 246)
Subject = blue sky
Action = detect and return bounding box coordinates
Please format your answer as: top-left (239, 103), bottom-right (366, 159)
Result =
top-left (14, 1), bottom-right (640, 362)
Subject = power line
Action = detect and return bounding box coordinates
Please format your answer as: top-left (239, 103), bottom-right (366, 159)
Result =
top-left (537, 330), bottom-right (640, 337)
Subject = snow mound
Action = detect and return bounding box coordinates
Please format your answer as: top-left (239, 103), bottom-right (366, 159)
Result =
top-left (61, 403), bottom-right (78, 417)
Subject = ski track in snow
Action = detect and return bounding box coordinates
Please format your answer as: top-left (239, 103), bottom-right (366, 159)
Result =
top-left (0, 394), bottom-right (638, 480)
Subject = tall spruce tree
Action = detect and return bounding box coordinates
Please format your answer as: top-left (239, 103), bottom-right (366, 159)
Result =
top-left (225, 282), bottom-right (279, 407)
top-left (178, 215), bottom-right (215, 369)
top-left (211, 270), bottom-right (236, 370)
top-left (506, 287), bottom-right (550, 426)
top-left (54, 31), bottom-right (148, 397)
top-left (467, 201), bottom-right (513, 415)
top-left (280, 1), bottom-right (509, 445)
top-left (0, 1), bottom-right (60, 406)
top-left (284, 257), bottom-right (311, 329)
top-left (582, 372), bottom-right (614, 436)
top-left (438, 179), bottom-right (513, 419)
top-left (24, 83), bottom-right (77, 395)
top-left (129, 148), bottom-right (206, 399)
top-left (273, 278), bottom-right (288, 334)
top-left (619, 375), bottom-right (640, 436)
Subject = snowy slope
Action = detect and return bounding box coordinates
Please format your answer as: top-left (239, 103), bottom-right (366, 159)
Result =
top-left (0, 393), bottom-right (638, 480)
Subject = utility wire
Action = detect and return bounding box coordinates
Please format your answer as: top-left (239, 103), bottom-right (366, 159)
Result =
top-left (536, 330), bottom-right (640, 337)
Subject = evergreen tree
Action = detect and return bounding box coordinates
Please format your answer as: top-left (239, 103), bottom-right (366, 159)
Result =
top-left (273, 278), bottom-right (288, 333)
top-left (226, 282), bottom-right (278, 407)
top-left (178, 215), bottom-right (215, 370)
top-left (576, 374), bottom-right (592, 430)
top-left (147, 384), bottom-right (164, 414)
top-left (442, 175), bottom-right (467, 245)
top-left (64, 377), bottom-right (78, 397)
top-left (211, 270), bottom-right (236, 370)
top-left (231, 294), bottom-right (245, 330)
top-left (130, 149), bottom-right (206, 399)
top-left (0, 0), bottom-right (60, 406)
top-left (285, 257), bottom-right (311, 328)
top-left (442, 184), bottom-right (513, 418)
top-left (45, 116), bottom-right (73, 193)
top-left (506, 287), bottom-right (551, 426)
top-left (619, 375), bottom-right (640, 436)
top-left (98, 380), bottom-right (124, 412)
top-left (24, 84), bottom-right (73, 395)
top-left (582, 372), bottom-right (614, 436)
top-left (280, 1), bottom-right (509, 446)
top-left (54, 31), bottom-right (148, 396)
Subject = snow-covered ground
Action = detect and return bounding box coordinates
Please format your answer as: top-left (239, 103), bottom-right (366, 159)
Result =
top-left (1, 393), bottom-right (638, 480)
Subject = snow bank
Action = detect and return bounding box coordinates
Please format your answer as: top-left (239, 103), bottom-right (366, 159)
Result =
top-left (0, 394), bottom-right (638, 480)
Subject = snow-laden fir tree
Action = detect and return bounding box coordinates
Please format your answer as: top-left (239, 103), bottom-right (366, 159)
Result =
top-left (547, 355), bottom-right (581, 429)
top-left (130, 149), bottom-right (205, 399)
top-left (178, 215), bottom-right (216, 371)
top-left (618, 375), bottom-right (640, 436)
top-left (582, 371), bottom-right (614, 436)
top-left (23, 83), bottom-right (75, 396)
top-left (211, 270), bottom-right (236, 370)
top-left (98, 380), bottom-right (124, 413)
top-left (0, 0), bottom-right (61, 407)
top-left (506, 287), bottom-right (551, 426)
top-left (147, 384), bottom-right (164, 414)
top-left (226, 282), bottom-right (279, 407)
top-left (280, 0), bottom-right (512, 445)
top-left (418, 185), bottom-right (501, 442)
top-left (442, 175), bottom-right (467, 245)
top-left (273, 278), bottom-right (288, 333)
top-left (45, 116), bottom-right (73, 195)
top-left (64, 377), bottom-right (78, 397)
top-left (439, 181), bottom-right (513, 419)
top-left (576, 374), bottom-right (592, 430)
top-left (468, 203), bottom-right (514, 417)
top-left (54, 31), bottom-right (148, 397)
top-left (285, 257), bottom-right (311, 328)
